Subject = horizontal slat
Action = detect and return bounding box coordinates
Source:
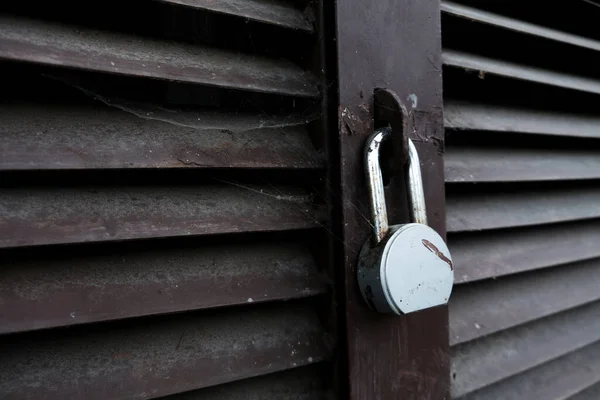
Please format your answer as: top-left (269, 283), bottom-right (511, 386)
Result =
top-left (0, 185), bottom-right (325, 248)
top-left (460, 340), bottom-right (600, 400)
top-left (0, 303), bottom-right (332, 399)
top-left (450, 258), bottom-right (600, 345)
top-left (443, 50), bottom-right (600, 95)
top-left (441, 1), bottom-right (600, 52)
top-left (452, 300), bottom-right (600, 398)
top-left (447, 187), bottom-right (600, 232)
top-left (0, 241), bottom-right (327, 334)
top-left (444, 102), bottom-right (600, 138)
top-left (451, 219), bottom-right (600, 283)
top-left (569, 382), bottom-right (600, 400)
top-left (157, 0), bottom-right (314, 32)
top-left (166, 366), bottom-right (327, 399)
top-left (445, 147), bottom-right (600, 182)
top-left (0, 104), bottom-right (322, 171)
top-left (0, 16), bottom-right (319, 97)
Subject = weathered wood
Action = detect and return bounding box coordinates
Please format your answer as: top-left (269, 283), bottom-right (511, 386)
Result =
top-left (447, 187), bottom-right (600, 232)
top-left (166, 366), bottom-right (328, 399)
top-left (0, 240), bottom-right (327, 334)
top-left (443, 50), bottom-right (600, 95)
top-left (441, 1), bottom-right (600, 52)
top-left (0, 16), bottom-right (319, 97)
top-left (0, 303), bottom-right (333, 399)
top-left (451, 300), bottom-right (600, 398)
top-left (157, 0), bottom-right (314, 32)
top-left (444, 102), bottom-right (600, 138)
top-left (0, 104), bottom-right (322, 171)
top-left (451, 220), bottom-right (600, 283)
top-left (0, 185), bottom-right (325, 248)
top-left (335, 0), bottom-right (449, 398)
top-left (446, 147), bottom-right (600, 182)
top-left (450, 259), bottom-right (600, 345)
top-left (461, 341), bottom-right (600, 400)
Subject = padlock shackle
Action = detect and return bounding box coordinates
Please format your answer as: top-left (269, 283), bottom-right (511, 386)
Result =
top-left (407, 139), bottom-right (428, 226)
top-left (365, 128), bottom-right (428, 246)
top-left (365, 128), bottom-right (391, 245)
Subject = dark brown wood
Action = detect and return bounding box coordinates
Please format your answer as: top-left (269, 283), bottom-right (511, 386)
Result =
top-left (445, 147), bottom-right (600, 182)
top-left (447, 187), bottom-right (600, 232)
top-left (0, 241), bottom-right (327, 334)
top-left (450, 259), bottom-right (600, 345)
top-left (157, 0), bottom-right (314, 32)
top-left (0, 303), bottom-right (333, 400)
top-left (451, 219), bottom-right (600, 283)
top-left (166, 366), bottom-right (328, 399)
top-left (334, 0), bottom-right (449, 398)
top-left (0, 185), bottom-right (325, 248)
top-left (460, 340), bottom-right (600, 400)
top-left (0, 16), bottom-right (319, 97)
top-left (0, 104), bottom-right (322, 171)
top-left (444, 102), bottom-right (600, 138)
top-left (451, 300), bottom-right (600, 398)
top-left (443, 50), bottom-right (600, 95)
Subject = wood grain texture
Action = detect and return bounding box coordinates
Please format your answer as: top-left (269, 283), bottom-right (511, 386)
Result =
top-left (450, 259), bottom-right (600, 345)
top-left (164, 366), bottom-right (329, 399)
top-left (441, 1), bottom-right (600, 52)
top-left (445, 102), bottom-right (600, 138)
top-left (451, 219), bottom-right (600, 283)
top-left (0, 240), bottom-right (327, 334)
top-left (447, 187), bottom-right (600, 232)
top-left (460, 340), bottom-right (600, 400)
top-left (443, 50), bottom-right (600, 95)
top-left (0, 303), bottom-right (333, 399)
top-left (335, 0), bottom-right (449, 398)
top-left (0, 16), bottom-right (319, 97)
top-left (156, 0), bottom-right (314, 32)
top-left (0, 185), bottom-right (325, 248)
top-left (0, 104), bottom-right (322, 171)
top-left (452, 301), bottom-right (600, 398)
top-left (445, 147), bottom-right (600, 182)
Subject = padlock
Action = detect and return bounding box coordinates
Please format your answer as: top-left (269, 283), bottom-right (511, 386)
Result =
top-left (357, 127), bottom-right (454, 314)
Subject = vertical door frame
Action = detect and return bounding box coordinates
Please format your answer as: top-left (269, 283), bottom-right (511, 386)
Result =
top-left (333, 0), bottom-right (450, 398)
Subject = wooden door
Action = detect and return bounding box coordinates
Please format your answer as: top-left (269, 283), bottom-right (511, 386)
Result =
top-left (332, 1), bottom-right (450, 399)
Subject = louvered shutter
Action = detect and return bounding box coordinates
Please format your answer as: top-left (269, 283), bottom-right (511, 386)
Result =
top-left (442, 1), bottom-right (600, 398)
top-left (0, 1), bottom-right (336, 398)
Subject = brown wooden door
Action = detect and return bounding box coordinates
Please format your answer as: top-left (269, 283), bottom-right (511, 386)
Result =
top-left (332, 1), bottom-right (450, 399)
top-left (0, 1), bottom-right (449, 399)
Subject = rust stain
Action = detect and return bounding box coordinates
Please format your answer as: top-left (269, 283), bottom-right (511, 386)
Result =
top-left (422, 239), bottom-right (453, 270)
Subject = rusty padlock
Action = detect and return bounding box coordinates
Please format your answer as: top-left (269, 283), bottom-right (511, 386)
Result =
top-left (357, 127), bottom-right (454, 314)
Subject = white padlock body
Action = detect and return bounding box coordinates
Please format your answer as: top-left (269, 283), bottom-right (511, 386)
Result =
top-left (358, 223), bottom-right (454, 314)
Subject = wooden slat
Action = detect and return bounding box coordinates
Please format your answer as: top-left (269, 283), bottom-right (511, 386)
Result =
top-left (441, 1), bottom-right (600, 52)
top-left (0, 303), bottom-right (333, 400)
top-left (451, 300), bottom-right (600, 398)
top-left (450, 259), bottom-right (600, 346)
top-left (0, 104), bottom-right (322, 171)
top-left (445, 147), bottom-right (600, 182)
top-left (444, 102), bottom-right (600, 138)
top-left (0, 16), bottom-right (319, 97)
top-left (0, 185), bottom-right (325, 248)
top-left (451, 219), bottom-right (600, 283)
top-left (569, 382), bottom-right (600, 400)
top-left (443, 50), bottom-right (600, 95)
top-left (0, 241), bottom-right (327, 334)
top-left (157, 0), bottom-right (314, 32)
top-left (460, 341), bottom-right (600, 400)
top-left (447, 187), bottom-right (600, 232)
top-left (165, 366), bottom-right (327, 399)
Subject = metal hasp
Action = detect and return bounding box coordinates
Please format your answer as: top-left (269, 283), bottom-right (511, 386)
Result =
top-left (357, 127), bottom-right (454, 314)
